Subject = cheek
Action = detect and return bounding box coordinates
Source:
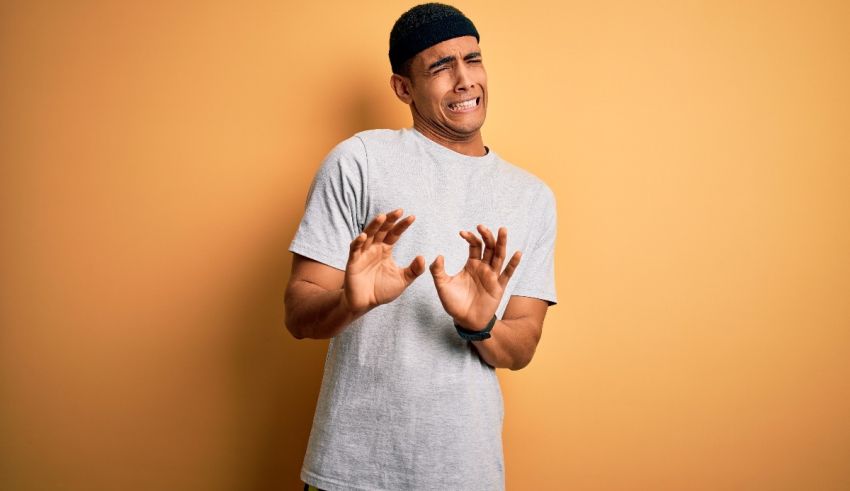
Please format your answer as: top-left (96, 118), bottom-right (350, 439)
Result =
top-left (476, 70), bottom-right (488, 91)
top-left (422, 92), bottom-right (442, 111)
top-left (430, 90), bottom-right (448, 109)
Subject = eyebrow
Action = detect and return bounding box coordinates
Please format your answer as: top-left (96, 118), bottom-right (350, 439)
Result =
top-left (427, 51), bottom-right (482, 71)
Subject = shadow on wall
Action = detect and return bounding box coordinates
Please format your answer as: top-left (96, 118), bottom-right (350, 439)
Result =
top-left (223, 65), bottom-right (409, 489)
top-left (339, 66), bottom-right (411, 137)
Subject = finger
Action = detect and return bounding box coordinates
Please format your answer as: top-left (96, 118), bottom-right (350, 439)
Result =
top-left (403, 255), bottom-right (426, 284)
top-left (373, 208), bottom-right (404, 244)
top-left (498, 251), bottom-right (522, 287)
top-left (477, 224), bottom-right (496, 266)
top-left (384, 215), bottom-right (415, 246)
top-left (349, 232), bottom-right (367, 258)
top-left (491, 227), bottom-right (508, 272)
top-left (429, 255), bottom-right (448, 283)
top-left (460, 230), bottom-right (483, 260)
top-left (362, 213), bottom-right (387, 249)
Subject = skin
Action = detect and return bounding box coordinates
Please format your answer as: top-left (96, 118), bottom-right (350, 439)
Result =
top-left (284, 36), bottom-right (549, 370)
top-left (390, 35), bottom-right (488, 157)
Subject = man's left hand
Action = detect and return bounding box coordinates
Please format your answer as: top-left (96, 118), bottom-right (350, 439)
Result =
top-left (429, 225), bottom-right (522, 330)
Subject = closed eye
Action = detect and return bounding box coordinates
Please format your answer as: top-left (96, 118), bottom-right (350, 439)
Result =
top-left (464, 51), bottom-right (483, 64)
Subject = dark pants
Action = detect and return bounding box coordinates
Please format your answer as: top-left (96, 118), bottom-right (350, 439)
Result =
top-left (303, 484), bottom-right (324, 491)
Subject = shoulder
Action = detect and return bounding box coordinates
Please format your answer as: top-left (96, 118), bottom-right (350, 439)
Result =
top-left (322, 128), bottom-right (410, 169)
top-left (314, 135), bottom-right (370, 184)
top-left (319, 128), bottom-right (411, 173)
top-left (492, 154), bottom-right (557, 208)
top-left (325, 134), bottom-right (368, 161)
top-left (352, 128), bottom-right (410, 151)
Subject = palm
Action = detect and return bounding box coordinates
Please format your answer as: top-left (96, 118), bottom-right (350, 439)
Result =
top-left (431, 225), bottom-right (522, 330)
top-left (433, 260), bottom-right (502, 323)
top-left (346, 243), bottom-right (410, 310)
top-left (343, 209), bottom-right (425, 314)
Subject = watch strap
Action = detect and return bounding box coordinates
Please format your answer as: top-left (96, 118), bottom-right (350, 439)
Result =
top-left (454, 315), bottom-right (497, 341)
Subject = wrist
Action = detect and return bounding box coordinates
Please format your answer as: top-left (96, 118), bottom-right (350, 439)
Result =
top-left (454, 314), bottom-right (497, 341)
top-left (453, 315), bottom-right (493, 332)
top-left (340, 290), bottom-right (369, 318)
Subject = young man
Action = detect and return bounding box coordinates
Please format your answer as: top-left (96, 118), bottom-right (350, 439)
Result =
top-left (285, 3), bottom-right (557, 490)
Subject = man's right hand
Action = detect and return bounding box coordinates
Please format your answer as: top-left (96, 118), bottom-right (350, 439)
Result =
top-left (343, 209), bottom-right (426, 314)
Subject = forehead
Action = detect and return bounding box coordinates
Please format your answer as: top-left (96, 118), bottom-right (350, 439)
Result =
top-left (413, 35), bottom-right (481, 66)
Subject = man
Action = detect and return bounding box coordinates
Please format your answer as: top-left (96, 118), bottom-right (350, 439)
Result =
top-left (285, 3), bottom-right (557, 490)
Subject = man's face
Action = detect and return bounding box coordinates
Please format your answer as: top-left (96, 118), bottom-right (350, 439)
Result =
top-left (404, 36), bottom-right (487, 139)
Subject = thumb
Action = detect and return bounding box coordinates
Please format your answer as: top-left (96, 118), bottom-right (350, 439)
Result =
top-left (429, 255), bottom-right (448, 282)
top-left (403, 255), bottom-right (426, 284)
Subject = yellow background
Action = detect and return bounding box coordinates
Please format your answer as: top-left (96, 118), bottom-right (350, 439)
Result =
top-left (2, 1), bottom-right (849, 490)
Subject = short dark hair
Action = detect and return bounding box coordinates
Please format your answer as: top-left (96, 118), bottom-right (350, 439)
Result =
top-left (389, 3), bottom-right (479, 76)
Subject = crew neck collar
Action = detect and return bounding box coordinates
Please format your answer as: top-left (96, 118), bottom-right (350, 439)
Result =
top-left (407, 127), bottom-right (495, 163)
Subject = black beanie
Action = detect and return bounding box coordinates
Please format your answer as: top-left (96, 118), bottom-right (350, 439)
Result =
top-left (389, 3), bottom-right (480, 75)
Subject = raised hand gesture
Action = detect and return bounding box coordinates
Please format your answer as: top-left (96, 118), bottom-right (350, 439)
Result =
top-left (429, 225), bottom-right (522, 330)
top-left (343, 209), bottom-right (426, 314)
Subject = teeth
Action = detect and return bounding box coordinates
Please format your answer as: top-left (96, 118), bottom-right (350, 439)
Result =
top-left (449, 98), bottom-right (478, 110)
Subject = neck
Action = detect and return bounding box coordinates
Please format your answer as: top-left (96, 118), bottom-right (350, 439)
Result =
top-left (412, 121), bottom-right (487, 157)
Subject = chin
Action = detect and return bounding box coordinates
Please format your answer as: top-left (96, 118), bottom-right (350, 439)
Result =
top-left (451, 118), bottom-right (485, 135)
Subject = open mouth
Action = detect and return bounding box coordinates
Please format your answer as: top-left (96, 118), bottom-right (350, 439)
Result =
top-left (447, 97), bottom-right (480, 113)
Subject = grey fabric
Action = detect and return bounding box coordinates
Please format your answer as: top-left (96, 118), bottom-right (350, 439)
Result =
top-left (290, 128), bottom-right (557, 491)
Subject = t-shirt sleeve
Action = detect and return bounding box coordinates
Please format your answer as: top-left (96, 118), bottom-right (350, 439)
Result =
top-left (288, 136), bottom-right (369, 271)
top-left (511, 183), bottom-right (558, 305)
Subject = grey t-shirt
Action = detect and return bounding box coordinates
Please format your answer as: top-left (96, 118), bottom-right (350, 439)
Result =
top-left (290, 128), bottom-right (557, 491)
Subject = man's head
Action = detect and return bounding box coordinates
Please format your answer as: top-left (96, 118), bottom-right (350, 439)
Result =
top-left (388, 3), bottom-right (487, 145)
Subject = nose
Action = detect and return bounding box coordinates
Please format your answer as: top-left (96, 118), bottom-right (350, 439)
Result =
top-left (454, 63), bottom-right (474, 92)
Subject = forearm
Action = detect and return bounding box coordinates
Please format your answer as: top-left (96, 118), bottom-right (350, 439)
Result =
top-left (470, 318), bottom-right (541, 370)
top-left (284, 281), bottom-right (364, 339)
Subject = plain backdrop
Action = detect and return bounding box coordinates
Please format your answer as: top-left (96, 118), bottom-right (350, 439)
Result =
top-left (1, 1), bottom-right (849, 490)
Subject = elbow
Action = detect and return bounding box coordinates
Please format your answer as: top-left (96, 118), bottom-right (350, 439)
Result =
top-left (509, 356), bottom-right (533, 371)
top-left (283, 298), bottom-right (306, 340)
top-left (504, 320), bottom-right (543, 371)
top-left (508, 344), bottom-right (539, 371)
top-left (284, 317), bottom-right (305, 340)
top-left (286, 323), bottom-right (305, 340)
top-left (510, 327), bottom-right (543, 370)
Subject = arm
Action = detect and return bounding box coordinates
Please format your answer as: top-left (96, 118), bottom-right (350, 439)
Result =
top-left (284, 254), bottom-right (360, 339)
top-left (470, 296), bottom-right (548, 370)
top-left (284, 209), bottom-right (426, 339)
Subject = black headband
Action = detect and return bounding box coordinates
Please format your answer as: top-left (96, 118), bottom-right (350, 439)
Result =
top-left (389, 4), bottom-right (480, 74)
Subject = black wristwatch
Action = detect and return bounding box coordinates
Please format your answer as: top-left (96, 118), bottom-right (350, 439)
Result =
top-left (454, 315), bottom-right (497, 341)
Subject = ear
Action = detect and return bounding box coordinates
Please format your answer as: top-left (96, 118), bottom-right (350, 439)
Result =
top-left (390, 74), bottom-right (413, 105)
